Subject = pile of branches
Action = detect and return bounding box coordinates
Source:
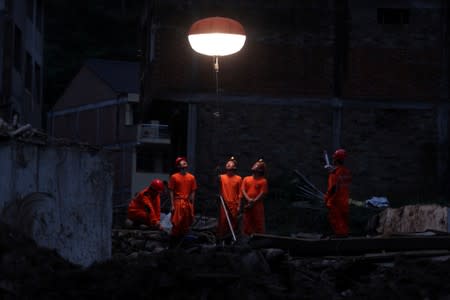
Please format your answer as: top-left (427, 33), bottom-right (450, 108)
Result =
top-left (293, 168), bottom-right (324, 207)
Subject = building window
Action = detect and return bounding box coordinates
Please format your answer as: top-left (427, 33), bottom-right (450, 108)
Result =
top-left (26, 0), bottom-right (34, 22)
top-left (377, 8), bottom-right (410, 25)
top-left (1, 19), bottom-right (13, 105)
top-left (5, 0), bottom-right (13, 12)
top-left (149, 26), bottom-right (155, 63)
top-left (13, 25), bottom-right (22, 73)
top-left (25, 52), bottom-right (32, 91)
top-left (34, 63), bottom-right (41, 104)
top-left (36, 0), bottom-right (43, 32)
top-left (136, 146), bottom-right (170, 173)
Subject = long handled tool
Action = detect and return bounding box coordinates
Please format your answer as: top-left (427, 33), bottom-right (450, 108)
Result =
top-left (323, 150), bottom-right (332, 169)
top-left (294, 169), bottom-right (324, 198)
top-left (218, 194), bottom-right (237, 243)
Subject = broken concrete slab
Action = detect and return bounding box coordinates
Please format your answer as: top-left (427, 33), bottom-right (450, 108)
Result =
top-left (369, 204), bottom-right (448, 234)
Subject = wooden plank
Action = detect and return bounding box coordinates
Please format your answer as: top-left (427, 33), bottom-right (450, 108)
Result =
top-left (248, 233), bottom-right (450, 256)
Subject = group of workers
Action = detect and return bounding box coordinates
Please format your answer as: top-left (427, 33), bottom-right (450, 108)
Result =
top-left (127, 149), bottom-right (351, 243)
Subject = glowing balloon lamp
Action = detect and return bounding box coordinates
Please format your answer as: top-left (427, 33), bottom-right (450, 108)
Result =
top-left (188, 17), bottom-right (246, 118)
top-left (188, 16), bottom-right (246, 58)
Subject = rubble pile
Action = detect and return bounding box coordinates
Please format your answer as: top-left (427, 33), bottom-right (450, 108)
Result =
top-left (2, 221), bottom-right (450, 299)
top-left (112, 229), bottom-right (171, 258)
top-left (0, 118), bottom-right (47, 143)
top-left (0, 222), bottom-right (80, 298)
top-left (0, 117), bottom-right (102, 151)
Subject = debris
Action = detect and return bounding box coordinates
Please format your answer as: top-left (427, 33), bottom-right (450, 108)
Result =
top-left (365, 196), bottom-right (390, 208)
top-left (191, 215), bottom-right (217, 231)
top-left (3, 221), bottom-right (450, 298)
top-left (160, 212), bottom-right (172, 232)
top-left (370, 204), bottom-right (448, 234)
top-left (9, 123), bottom-right (32, 137)
top-left (349, 198), bottom-right (365, 207)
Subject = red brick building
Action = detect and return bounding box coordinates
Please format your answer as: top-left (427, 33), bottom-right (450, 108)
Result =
top-left (140, 0), bottom-right (449, 209)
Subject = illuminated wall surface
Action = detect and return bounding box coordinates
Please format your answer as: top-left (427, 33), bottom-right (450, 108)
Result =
top-left (0, 141), bottom-right (113, 267)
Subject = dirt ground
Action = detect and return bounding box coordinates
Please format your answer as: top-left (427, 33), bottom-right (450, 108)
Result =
top-left (2, 222), bottom-right (450, 299)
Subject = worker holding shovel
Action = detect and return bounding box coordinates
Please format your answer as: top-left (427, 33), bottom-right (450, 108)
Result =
top-left (241, 158), bottom-right (268, 236)
top-left (324, 149), bottom-right (352, 237)
top-left (217, 156), bottom-right (242, 244)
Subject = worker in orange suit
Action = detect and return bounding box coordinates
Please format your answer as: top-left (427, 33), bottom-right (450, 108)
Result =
top-left (241, 158), bottom-right (268, 236)
top-left (324, 149), bottom-right (352, 237)
top-left (127, 179), bottom-right (165, 230)
top-left (168, 157), bottom-right (197, 240)
top-left (217, 156), bottom-right (242, 243)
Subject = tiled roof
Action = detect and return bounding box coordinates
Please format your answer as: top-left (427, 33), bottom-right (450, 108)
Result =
top-left (85, 58), bottom-right (139, 94)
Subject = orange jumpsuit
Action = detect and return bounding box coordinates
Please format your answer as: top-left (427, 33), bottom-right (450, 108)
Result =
top-left (324, 165), bottom-right (352, 236)
top-left (127, 188), bottom-right (160, 228)
top-left (168, 172), bottom-right (197, 237)
top-left (217, 174), bottom-right (242, 239)
top-left (241, 176), bottom-right (268, 235)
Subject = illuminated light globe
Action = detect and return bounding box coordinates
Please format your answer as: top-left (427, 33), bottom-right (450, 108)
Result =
top-left (188, 17), bottom-right (246, 56)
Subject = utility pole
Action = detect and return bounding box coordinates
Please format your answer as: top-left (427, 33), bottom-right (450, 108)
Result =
top-left (332, 0), bottom-right (349, 150)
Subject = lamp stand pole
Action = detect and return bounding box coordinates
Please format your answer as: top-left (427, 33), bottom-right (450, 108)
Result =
top-left (213, 55), bottom-right (222, 179)
top-left (213, 56), bottom-right (220, 118)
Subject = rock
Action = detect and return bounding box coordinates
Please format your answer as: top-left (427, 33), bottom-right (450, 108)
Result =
top-left (152, 247), bottom-right (166, 253)
top-left (128, 239), bottom-right (146, 248)
top-left (373, 205), bottom-right (448, 234)
top-left (144, 240), bottom-right (160, 251)
top-left (261, 248), bottom-right (286, 263)
top-left (127, 252), bottom-right (139, 259)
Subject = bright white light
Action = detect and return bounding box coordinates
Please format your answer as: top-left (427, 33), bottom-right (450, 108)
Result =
top-left (188, 33), bottom-right (246, 56)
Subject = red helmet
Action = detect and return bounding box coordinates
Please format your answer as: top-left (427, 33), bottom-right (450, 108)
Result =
top-left (332, 149), bottom-right (347, 161)
top-left (175, 156), bottom-right (187, 166)
top-left (149, 179), bottom-right (164, 192)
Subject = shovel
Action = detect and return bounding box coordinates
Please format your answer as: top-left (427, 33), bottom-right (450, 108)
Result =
top-left (218, 194), bottom-right (237, 243)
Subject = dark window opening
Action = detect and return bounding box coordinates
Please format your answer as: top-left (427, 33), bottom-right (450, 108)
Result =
top-left (13, 25), bottom-right (22, 73)
top-left (25, 52), bottom-right (32, 91)
top-left (36, 0), bottom-right (43, 32)
top-left (377, 8), bottom-right (410, 25)
top-left (148, 100), bottom-right (188, 163)
top-left (136, 146), bottom-right (170, 173)
top-left (26, 0), bottom-right (34, 21)
top-left (5, 0), bottom-right (13, 12)
top-left (34, 63), bottom-right (41, 104)
top-left (1, 19), bottom-right (13, 105)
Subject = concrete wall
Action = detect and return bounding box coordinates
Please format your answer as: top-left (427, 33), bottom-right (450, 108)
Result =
top-left (0, 141), bottom-right (113, 267)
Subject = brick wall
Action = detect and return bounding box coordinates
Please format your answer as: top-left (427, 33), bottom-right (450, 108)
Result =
top-left (142, 0), bottom-right (449, 211)
top-left (192, 99), bottom-right (447, 210)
